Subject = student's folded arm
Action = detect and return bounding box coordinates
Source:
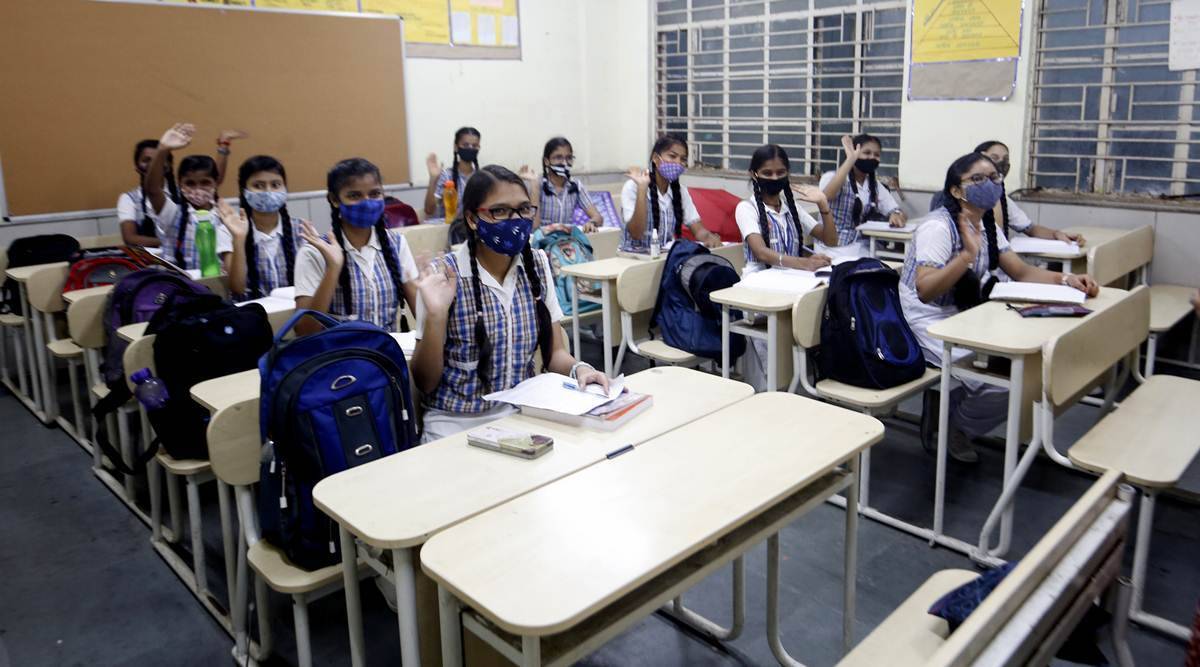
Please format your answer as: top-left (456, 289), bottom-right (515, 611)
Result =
top-left (119, 221), bottom-right (159, 247)
top-left (914, 259), bottom-right (969, 303)
top-left (999, 250), bottom-right (1057, 284)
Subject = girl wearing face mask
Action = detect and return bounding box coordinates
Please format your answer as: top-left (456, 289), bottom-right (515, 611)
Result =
top-left (819, 133), bottom-right (907, 251)
top-left (412, 165), bottom-right (612, 442)
top-left (973, 140), bottom-right (1084, 245)
top-left (214, 155), bottom-right (307, 300)
top-left (118, 138), bottom-right (177, 247)
top-left (424, 126), bottom-right (481, 219)
top-left (529, 136), bottom-right (603, 233)
top-left (622, 134), bottom-right (722, 253)
top-left (899, 153), bottom-right (1099, 463)
top-left (736, 144), bottom-right (838, 275)
top-left (293, 158), bottom-right (419, 336)
top-left (144, 123), bottom-right (233, 271)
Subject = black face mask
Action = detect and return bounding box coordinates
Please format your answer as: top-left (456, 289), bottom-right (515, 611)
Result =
top-left (756, 176), bottom-right (788, 196)
top-left (994, 160), bottom-right (1011, 177)
top-left (855, 158), bottom-right (880, 174)
top-left (457, 148), bottom-right (479, 163)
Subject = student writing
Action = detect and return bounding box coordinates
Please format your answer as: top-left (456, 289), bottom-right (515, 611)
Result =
top-left (736, 144), bottom-right (838, 274)
top-left (622, 134), bottom-right (722, 253)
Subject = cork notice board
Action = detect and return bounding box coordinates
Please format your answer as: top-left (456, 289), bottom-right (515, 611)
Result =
top-left (0, 0), bottom-right (409, 217)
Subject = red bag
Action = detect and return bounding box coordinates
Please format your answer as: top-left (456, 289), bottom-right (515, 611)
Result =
top-left (63, 248), bottom-right (145, 293)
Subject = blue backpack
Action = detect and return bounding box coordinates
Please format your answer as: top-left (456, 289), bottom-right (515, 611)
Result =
top-left (258, 310), bottom-right (418, 570)
top-left (816, 258), bottom-right (925, 389)
top-left (533, 226), bottom-right (601, 316)
top-left (651, 240), bottom-right (745, 361)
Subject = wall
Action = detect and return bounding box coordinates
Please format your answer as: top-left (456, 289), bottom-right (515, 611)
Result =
top-left (897, 3), bottom-right (1039, 191)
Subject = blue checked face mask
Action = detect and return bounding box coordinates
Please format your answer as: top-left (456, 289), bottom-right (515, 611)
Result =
top-left (338, 198), bottom-right (385, 228)
top-left (476, 216), bottom-right (533, 256)
top-left (243, 189), bottom-right (288, 213)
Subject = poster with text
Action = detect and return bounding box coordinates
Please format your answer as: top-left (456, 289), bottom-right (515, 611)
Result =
top-left (363, 0), bottom-right (451, 44)
top-left (449, 0), bottom-right (519, 47)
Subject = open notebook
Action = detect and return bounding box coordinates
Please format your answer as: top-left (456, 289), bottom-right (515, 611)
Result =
top-left (857, 220), bottom-right (918, 234)
top-left (1008, 237), bottom-right (1081, 256)
top-left (990, 281), bottom-right (1087, 305)
top-left (738, 268), bottom-right (825, 295)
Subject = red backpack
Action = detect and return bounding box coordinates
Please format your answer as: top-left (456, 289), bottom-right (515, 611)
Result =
top-left (63, 247), bottom-right (145, 293)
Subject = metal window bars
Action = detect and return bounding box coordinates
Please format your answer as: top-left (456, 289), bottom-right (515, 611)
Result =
top-left (1031, 0), bottom-right (1199, 196)
top-left (653, 0), bottom-right (906, 177)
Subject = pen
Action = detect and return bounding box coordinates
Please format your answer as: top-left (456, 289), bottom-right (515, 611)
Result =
top-left (606, 444), bottom-right (634, 459)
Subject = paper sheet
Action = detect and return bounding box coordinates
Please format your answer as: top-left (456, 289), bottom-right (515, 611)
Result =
top-left (1171, 0), bottom-right (1200, 71)
top-left (269, 286), bottom-right (296, 300)
top-left (989, 282), bottom-right (1087, 305)
top-left (476, 14), bottom-right (497, 45)
top-left (390, 331), bottom-right (417, 356)
top-left (450, 11), bottom-right (472, 44)
top-left (237, 296), bottom-right (294, 314)
top-left (484, 373), bottom-right (625, 416)
top-left (501, 15), bottom-right (520, 46)
top-left (1008, 237), bottom-right (1081, 256)
top-left (858, 220), bottom-right (917, 234)
top-left (738, 269), bottom-right (825, 295)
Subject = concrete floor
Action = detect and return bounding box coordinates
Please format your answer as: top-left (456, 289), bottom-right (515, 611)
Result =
top-left (1, 335), bottom-right (1196, 666)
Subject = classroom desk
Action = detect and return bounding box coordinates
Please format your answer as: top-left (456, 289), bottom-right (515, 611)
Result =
top-left (423, 392), bottom-right (885, 667)
top-left (926, 287), bottom-right (1128, 562)
top-left (62, 284), bottom-right (113, 305)
top-left (711, 283), bottom-right (807, 392)
top-left (114, 296), bottom-right (297, 344)
top-left (860, 226), bottom-right (914, 261)
top-left (1014, 226), bottom-right (1126, 273)
top-left (4, 261), bottom-right (69, 421)
top-left (312, 367), bottom-right (753, 667)
top-left (560, 257), bottom-right (638, 376)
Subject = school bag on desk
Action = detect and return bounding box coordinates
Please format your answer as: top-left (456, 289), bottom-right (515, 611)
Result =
top-left (651, 239), bottom-right (746, 361)
top-left (63, 247), bottom-right (145, 293)
top-left (816, 257), bottom-right (925, 389)
top-left (1, 234), bottom-right (81, 315)
top-left (258, 310), bottom-right (418, 570)
top-left (533, 226), bottom-right (601, 316)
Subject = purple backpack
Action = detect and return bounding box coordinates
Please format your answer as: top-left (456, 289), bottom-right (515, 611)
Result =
top-left (100, 268), bottom-right (210, 389)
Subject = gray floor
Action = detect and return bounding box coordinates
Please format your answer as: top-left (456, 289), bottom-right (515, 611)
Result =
top-left (1, 332), bottom-right (1197, 666)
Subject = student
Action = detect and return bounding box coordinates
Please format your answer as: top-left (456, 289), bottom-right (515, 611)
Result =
top-left (819, 133), bottom-right (906, 250)
top-left (294, 158), bottom-right (419, 335)
top-left (736, 144), bottom-right (839, 275)
top-left (899, 152), bottom-right (1099, 462)
top-left (117, 139), bottom-right (177, 247)
top-left (423, 127), bottom-right (480, 220)
top-left (215, 155), bottom-right (306, 300)
top-left (529, 137), bottom-right (602, 232)
top-left (144, 123), bottom-right (233, 271)
top-left (974, 140), bottom-right (1084, 245)
top-left (621, 134), bottom-right (722, 253)
top-left (412, 165), bottom-right (611, 442)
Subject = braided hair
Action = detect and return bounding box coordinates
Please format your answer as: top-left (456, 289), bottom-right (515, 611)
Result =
top-left (747, 144), bottom-right (803, 252)
top-left (648, 134), bottom-right (687, 238)
top-left (462, 165), bottom-right (552, 392)
top-left (942, 153), bottom-right (1000, 272)
top-left (448, 127), bottom-right (481, 216)
top-left (973, 140), bottom-right (1011, 238)
top-left (237, 155), bottom-right (297, 299)
top-left (326, 158), bottom-right (405, 322)
top-left (173, 155), bottom-right (219, 267)
top-left (541, 136), bottom-right (580, 202)
top-left (847, 133), bottom-right (882, 225)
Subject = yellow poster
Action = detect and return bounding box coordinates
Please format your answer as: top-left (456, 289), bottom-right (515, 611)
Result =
top-left (255, 0), bottom-right (359, 12)
top-left (449, 0), bottom-right (519, 47)
top-left (163, 0), bottom-right (252, 5)
top-left (363, 0), bottom-right (451, 44)
top-left (912, 0), bottom-right (1021, 64)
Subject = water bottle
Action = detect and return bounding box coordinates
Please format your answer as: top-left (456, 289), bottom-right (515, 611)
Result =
top-left (442, 180), bottom-right (458, 223)
top-left (131, 368), bottom-right (169, 411)
top-left (194, 209), bottom-right (221, 277)
top-left (650, 227), bottom-right (660, 260)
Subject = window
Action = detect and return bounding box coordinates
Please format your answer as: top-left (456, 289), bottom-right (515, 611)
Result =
top-left (654, 0), bottom-right (906, 178)
top-left (1031, 0), bottom-right (1198, 196)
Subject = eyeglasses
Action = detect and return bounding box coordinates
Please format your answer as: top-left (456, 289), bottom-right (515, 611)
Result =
top-left (965, 173), bottom-right (1003, 185)
top-left (477, 204), bottom-right (538, 220)
top-left (548, 156), bottom-right (576, 166)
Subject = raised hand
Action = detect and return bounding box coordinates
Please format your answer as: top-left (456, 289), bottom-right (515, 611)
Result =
top-left (626, 166), bottom-right (651, 188)
top-left (426, 153), bottom-right (443, 180)
top-left (217, 129), bottom-right (247, 144)
top-left (416, 259), bottom-right (458, 316)
top-left (840, 134), bottom-right (856, 160)
top-left (216, 200), bottom-right (248, 238)
top-left (791, 184), bottom-right (828, 208)
top-left (298, 221), bottom-right (344, 270)
top-left (159, 123), bottom-right (195, 151)
top-left (957, 214), bottom-right (981, 261)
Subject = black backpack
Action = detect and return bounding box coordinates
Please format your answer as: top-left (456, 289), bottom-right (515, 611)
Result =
top-left (145, 294), bottom-right (273, 461)
top-left (2, 234), bottom-right (81, 314)
top-left (816, 258), bottom-right (926, 389)
top-left (651, 240), bottom-right (745, 361)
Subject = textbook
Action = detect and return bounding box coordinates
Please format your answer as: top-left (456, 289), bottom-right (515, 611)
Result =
top-left (857, 220), bottom-right (918, 233)
top-left (1008, 237), bottom-right (1081, 256)
top-left (520, 390), bottom-right (653, 431)
top-left (738, 268), bottom-right (825, 295)
top-left (989, 281), bottom-right (1088, 305)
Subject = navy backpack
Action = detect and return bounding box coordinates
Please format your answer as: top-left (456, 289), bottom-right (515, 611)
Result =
top-left (258, 310), bottom-right (418, 570)
top-left (816, 258), bottom-right (925, 389)
top-left (651, 239), bottom-right (745, 361)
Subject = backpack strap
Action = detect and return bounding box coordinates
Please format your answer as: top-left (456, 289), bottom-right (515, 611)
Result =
top-left (89, 384), bottom-right (158, 476)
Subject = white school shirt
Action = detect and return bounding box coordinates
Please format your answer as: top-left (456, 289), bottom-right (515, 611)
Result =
top-left (152, 197), bottom-right (233, 268)
top-left (1005, 196), bottom-right (1033, 234)
top-left (414, 243), bottom-right (565, 443)
top-left (293, 227), bottom-right (418, 305)
top-left (620, 179), bottom-right (701, 226)
top-left (817, 171), bottom-right (902, 218)
top-left (734, 198), bottom-right (820, 275)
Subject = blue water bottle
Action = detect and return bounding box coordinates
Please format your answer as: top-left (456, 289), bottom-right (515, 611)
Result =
top-left (131, 368), bottom-right (169, 410)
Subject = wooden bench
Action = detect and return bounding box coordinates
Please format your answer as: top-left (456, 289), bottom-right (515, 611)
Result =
top-left (1087, 225), bottom-right (1197, 380)
top-left (840, 470), bottom-right (1135, 666)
